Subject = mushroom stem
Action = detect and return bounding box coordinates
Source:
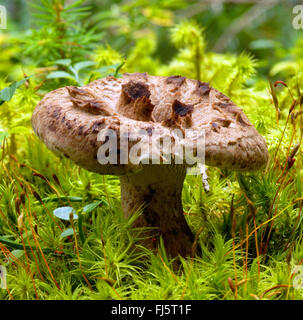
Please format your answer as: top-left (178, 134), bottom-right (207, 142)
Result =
top-left (120, 165), bottom-right (196, 258)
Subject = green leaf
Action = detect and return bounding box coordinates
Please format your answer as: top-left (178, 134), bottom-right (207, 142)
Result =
top-left (73, 61), bottom-right (96, 72)
top-left (114, 61), bottom-right (125, 78)
top-left (64, 0), bottom-right (86, 11)
top-left (29, 2), bottom-right (54, 13)
top-left (47, 71), bottom-right (75, 80)
top-left (0, 82), bottom-right (17, 103)
top-left (249, 39), bottom-right (276, 50)
top-left (0, 76), bottom-right (31, 106)
top-left (60, 228), bottom-right (75, 239)
top-left (54, 59), bottom-right (72, 66)
top-left (53, 207), bottom-right (78, 221)
top-left (0, 236), bottom-right (53, 254)
top-left (82, 200), bottom-right (103, 214)
top-left (42, 196), bottom-right (83, 203)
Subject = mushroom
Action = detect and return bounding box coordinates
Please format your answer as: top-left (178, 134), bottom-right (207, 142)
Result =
top-left (31, 73), bottom-right (269, 259)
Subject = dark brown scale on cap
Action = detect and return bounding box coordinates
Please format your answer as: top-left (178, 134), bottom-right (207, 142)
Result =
top-left (166, 75), bottom-right (186, 86)
top-left (212, 102), bottom-right (251, 126)
top-left (70, 98), bottom-right (114, 116)
top-left (196, 81), bottom-right (211, 96)
top-left (162, 100), bottom-right (193, 130)
top-left (122, 81), bottom-right (151, 102)
top-left (51, 108), bottom-right (61, 120)
top-left (67, 85), bottom-right (115, 116)
top-left (66, 86), bottom-right (92, 99)
top-left (117, 81), bottom-right (154, 121)
top-left (172, 100), bottom-right (193, 117)
top-left (215, 91), bottom-right (230, 102)
top-left (213, 118), bottom-right (232, 128)
top-left (211, 118), bottom-right (231, 133)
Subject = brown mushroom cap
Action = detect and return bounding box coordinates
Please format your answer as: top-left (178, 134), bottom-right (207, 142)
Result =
top-left (31, 72), bottom-right (269, 174)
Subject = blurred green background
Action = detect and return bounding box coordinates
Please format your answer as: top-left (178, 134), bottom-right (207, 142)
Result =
top-left (1, 0), bottom-right (302, 78)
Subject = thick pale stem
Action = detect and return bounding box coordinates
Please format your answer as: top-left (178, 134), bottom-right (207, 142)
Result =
top-left (120, 165), bottom-right (196, 258)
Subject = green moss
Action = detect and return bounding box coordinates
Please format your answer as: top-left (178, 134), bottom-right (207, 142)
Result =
top-left (0, 0), bottom-right (303, 300)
